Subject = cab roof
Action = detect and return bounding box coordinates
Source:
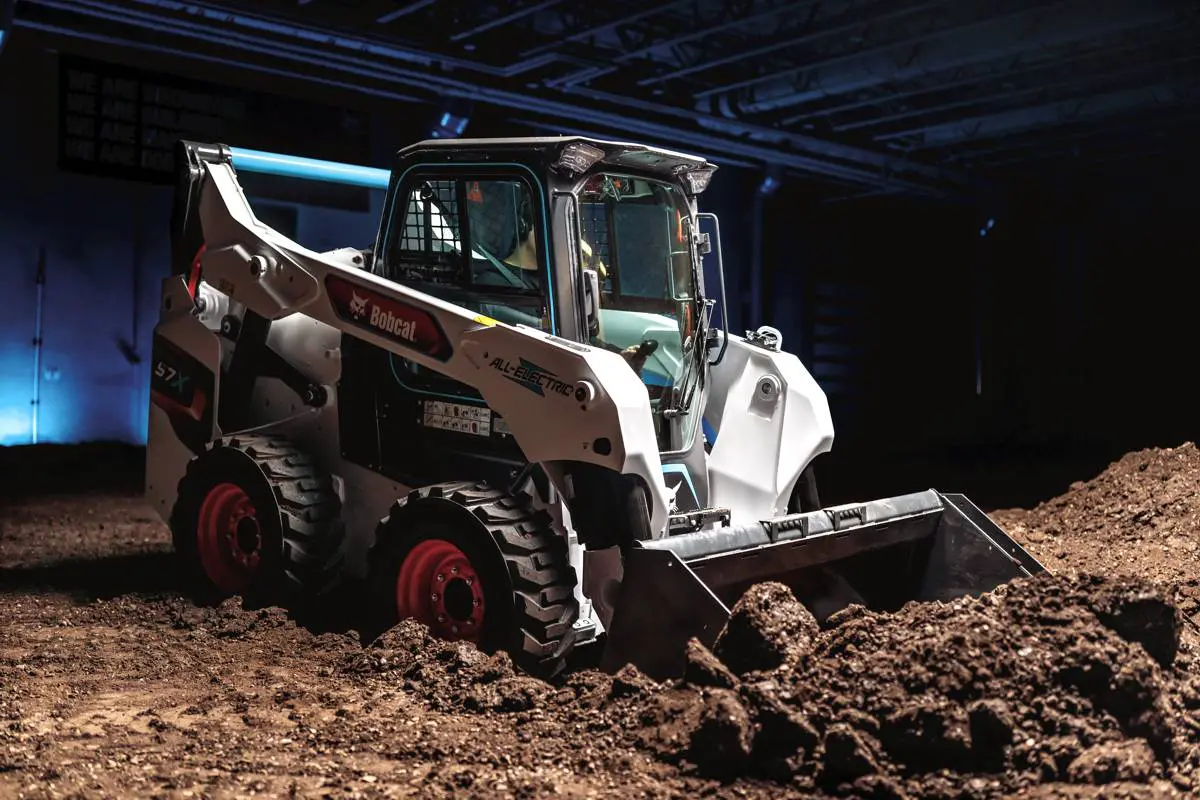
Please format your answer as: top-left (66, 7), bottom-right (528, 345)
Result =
top-left (396, 135), bottom-right (718, 185)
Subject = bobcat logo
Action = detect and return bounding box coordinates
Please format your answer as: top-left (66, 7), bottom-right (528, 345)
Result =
top-left (349, 291), bottom-right (369, 318)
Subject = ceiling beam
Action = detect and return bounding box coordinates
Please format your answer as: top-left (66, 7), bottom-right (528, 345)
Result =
top-left (19, 0), bottom-right (965, 193)
top-left (883, 79), bottom-right (1200, 148)
top-left (705, 0), bottom-right (1183, 117)
top-left (836, 52), bottom-right (1200, 134)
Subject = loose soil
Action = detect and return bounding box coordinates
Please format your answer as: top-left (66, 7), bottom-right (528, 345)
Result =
top-left (2, 443), bottom-right (1200, 798)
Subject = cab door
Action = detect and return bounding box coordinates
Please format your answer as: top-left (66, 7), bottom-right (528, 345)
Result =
top-left (336, 165), bottom-right (560, 489)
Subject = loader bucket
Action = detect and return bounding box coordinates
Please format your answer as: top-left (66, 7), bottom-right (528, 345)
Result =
top-left (600, 490), bottom-right (1045, 680)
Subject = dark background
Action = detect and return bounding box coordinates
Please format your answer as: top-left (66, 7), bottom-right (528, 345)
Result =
top-left (1, 0), bottom-right (1196, 509)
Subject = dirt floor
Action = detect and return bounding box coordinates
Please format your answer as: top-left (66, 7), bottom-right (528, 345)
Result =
top-left (2, 443), bottom-right (1200, 799)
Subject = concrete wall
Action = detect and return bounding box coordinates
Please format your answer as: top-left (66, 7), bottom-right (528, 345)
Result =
top-left (0, 34), bottom-right (384, 446)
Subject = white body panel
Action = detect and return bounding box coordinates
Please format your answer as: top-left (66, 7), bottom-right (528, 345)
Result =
top-left (703, 328), bottom-right (835, 525)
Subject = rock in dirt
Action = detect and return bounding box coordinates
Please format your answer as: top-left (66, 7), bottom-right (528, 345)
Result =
top-left (967, 699), bottom-right (1015, 772)
top-left (741, 680), bottom-right (819, 778)
top-left (686, 688), bottom-right (753, 779)
top-left (611, 663), bottom-right (659, 698)
top-left (682, 638), bottom-right (738, 689)
top-left (820, 723), bottom-right (882, 782)
top-left (877, 701), bottom-right (972, 773)
top-left (713, 582), bottom-right (818, 675)
top-left (1067, 740), bottom-right (1157, 785)
top-left (1083, 577), bottom-right (1182, 668)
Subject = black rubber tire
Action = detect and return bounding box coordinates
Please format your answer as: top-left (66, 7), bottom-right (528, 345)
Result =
top-left (169, 434), bottom-right (345, 605)
top-left (367, 481), bottom-right (579, 679)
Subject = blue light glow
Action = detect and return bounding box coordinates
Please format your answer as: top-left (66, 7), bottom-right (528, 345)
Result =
top-left (229, 147), bottom-right (391, 191)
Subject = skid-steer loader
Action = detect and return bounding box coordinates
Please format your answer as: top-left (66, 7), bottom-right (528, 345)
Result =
top-left (146, 136), bottom-right (1044, 680)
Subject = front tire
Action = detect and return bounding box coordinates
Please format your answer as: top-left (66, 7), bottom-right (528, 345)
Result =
top-left (788, 463), bottom-right (822, 513)
top-left (169, 435), bottom-right (345, 604)
top-left (368, 482), bottom-right (579, 678)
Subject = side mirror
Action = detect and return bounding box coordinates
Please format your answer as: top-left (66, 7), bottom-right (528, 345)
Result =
top-left (582, 267), bottom-right (601, 337)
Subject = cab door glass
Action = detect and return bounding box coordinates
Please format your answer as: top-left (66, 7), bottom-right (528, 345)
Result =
top-left (382, 174), bottom-right (552, 395)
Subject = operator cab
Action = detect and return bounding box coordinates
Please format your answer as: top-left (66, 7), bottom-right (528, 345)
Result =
top-left (350, 136), bottom-right (723, 499)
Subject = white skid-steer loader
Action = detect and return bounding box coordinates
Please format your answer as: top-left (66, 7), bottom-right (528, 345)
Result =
top-left (145, 136), bottom-right (1044, 679)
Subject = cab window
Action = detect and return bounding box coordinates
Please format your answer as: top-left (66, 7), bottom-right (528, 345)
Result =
top-left (381, 174), bottom-right (550, 331)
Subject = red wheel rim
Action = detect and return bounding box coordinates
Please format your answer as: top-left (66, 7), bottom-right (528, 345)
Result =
top-left (396, 539), bottom-right (485, 641)
top-left (197, 482), bottom-right (263, 593)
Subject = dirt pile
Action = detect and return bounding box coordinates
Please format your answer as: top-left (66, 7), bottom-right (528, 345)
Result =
top-left (6, 442), bottom-right (1200, 798)
top-left (321, 574), bottom-right (1200, 799)
top-left (992, 442), bottom-right (1200, 620)
top-left (648, 576), bottom-right (1199, 798)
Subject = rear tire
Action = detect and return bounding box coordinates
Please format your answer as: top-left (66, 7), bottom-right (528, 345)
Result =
top-left (169, 435), bottom-right (345, 604)
top-left (367, 481), bottom-right (579, 679)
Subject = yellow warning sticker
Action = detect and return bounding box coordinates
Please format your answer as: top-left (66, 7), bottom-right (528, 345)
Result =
top-left (473, 314), bottom-right (498, 327)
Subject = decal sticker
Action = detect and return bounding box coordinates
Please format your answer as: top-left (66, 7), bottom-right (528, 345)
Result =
top-left (422, 400), bottom-right (492, 437)
top-left (662, 464), bottom-right (700, 513)
top-left (473, 314), bottom-right (498, 327)
top-left (149, 336), bottom-right (215, 455)
top-left (489, 356), bottom-right (575, 398)
top-left (325, 274), bottom-right (452, 361)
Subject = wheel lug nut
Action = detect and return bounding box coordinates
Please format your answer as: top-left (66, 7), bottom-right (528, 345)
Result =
top-left (451, 566), bottom-right (459, 574)
top-left (436, 574), bottom-right (445, 582)
top-left (437, 614), bottom-right (446, 623)
top-left (451, 625), bottom-right (459, 634)
top-left (431, 594), bottom-right (438, 602)
top-left (465, 578), bottom-right (473, 586)
top-left (473, 599), bottom-right (481, 607)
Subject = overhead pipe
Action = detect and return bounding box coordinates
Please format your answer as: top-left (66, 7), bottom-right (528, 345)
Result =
top-left (450, 0), bottom-right (568, 43)
top-left (780, 25), bottom-right (1184, 126)
top-left (695, 0), bottom-right (1076, 106)
top-left (376, 0), bottom-right (436, 25)
top-left (17, 0), bottom-right (961, 192)
top-left (836, 52), bottom-right (1200, 134)
top-left (520, 0), bottom-right (693, 58)
top-left (549, 0), bottom-right (824, 88)
top-left (638, 0), bottom-right (948, 88)
top-left (89, 0), bottom-right (596, 78)
top-left (878, 79), bottom-right (1200, 148)
top-left (701, 0), bottom-right (1185, 116)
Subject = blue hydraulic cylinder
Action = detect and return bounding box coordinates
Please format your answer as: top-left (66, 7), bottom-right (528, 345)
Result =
top-left (229, 147), bottom-right (391, 191)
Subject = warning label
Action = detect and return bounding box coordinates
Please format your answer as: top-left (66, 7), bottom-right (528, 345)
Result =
top-left (422, 401), bottom-right (492, 437)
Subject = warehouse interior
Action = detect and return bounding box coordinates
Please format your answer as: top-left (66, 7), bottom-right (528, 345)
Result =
top-left (4, 0), bottom-right (1198, 507)
top-left (1, 0), bottom-right (1197, 500)
top-left (4, 2), bottom-right (1200, 798)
